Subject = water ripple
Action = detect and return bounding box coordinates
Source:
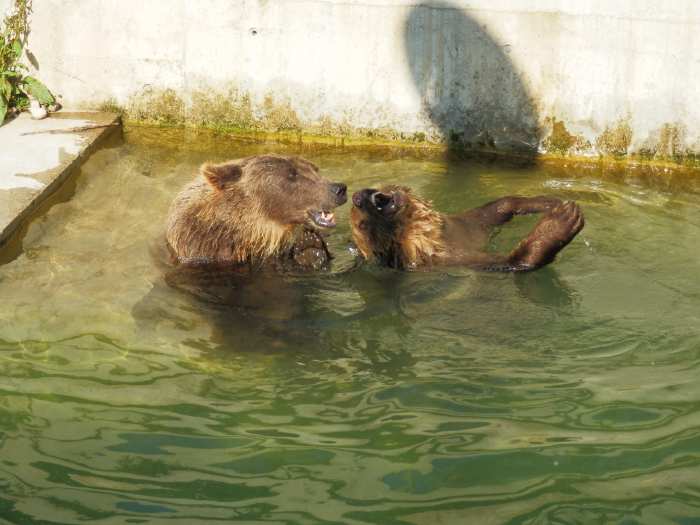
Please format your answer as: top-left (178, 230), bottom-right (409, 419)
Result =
top-left (2, 137), bottom-right (700, 522)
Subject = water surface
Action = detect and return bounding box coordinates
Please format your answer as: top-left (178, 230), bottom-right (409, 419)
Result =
top-left (1, 128), bottom-right (700, 523)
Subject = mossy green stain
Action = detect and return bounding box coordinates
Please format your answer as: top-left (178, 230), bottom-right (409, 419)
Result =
top-left (189, 87), bottom-right (257, 131)
top-left (93, 88), bottom-right (700, 174)
top-left (544, 118), bottom-right (576, 155)
top-left (657, 123), bottom-right (686, 159)
top-left (128, 88), bottom-right (185, 126)
top-left (596, 119), bottom-right (632, 157)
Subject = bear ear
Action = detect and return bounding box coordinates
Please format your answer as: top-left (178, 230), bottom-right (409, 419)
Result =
top-left (201, 162), bottom-right (242, 190)
top-left (392, 190), bottom-right (407, 208)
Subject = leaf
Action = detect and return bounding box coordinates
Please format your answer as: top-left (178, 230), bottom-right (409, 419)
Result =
top-left (0, 92), bottom-right (8, 125)
top-left (12, 92), bottom-right (28, 110)
top-left (0, 77), bottom-right (11, 100)
top-left (22, 76), bottom-right (55, 105)
top-left (11, 39), bottom-right (23, 59)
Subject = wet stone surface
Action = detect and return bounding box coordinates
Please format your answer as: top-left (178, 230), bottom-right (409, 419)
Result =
top-left (0, 111), bottom-right (120, 246)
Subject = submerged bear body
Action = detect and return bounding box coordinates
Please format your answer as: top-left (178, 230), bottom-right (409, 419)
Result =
top-left (166, 154), bottom-right (346, 272)
top-left (350, 186), bottom-right (583, 272)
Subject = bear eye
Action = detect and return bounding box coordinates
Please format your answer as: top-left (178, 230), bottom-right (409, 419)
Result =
top-left (287, 170), bottom-right (297, 181)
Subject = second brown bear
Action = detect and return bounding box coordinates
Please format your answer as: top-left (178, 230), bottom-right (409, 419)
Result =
top-left (350, 185), bottom-right (584, 271)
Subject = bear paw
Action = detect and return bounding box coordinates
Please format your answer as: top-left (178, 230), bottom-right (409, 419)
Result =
top-left (511, 201), bottom-right (584, 269)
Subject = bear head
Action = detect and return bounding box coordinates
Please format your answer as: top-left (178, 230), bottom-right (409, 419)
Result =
top-left (202, 155), bottom-right (347, 230)
top-left (350, 185), bottom-right (444, 269)
top-left (166, 154), bottom-right (347, 265)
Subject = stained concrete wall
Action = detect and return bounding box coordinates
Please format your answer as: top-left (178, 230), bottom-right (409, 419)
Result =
top-left (5, 0), bottom-right (700, 158)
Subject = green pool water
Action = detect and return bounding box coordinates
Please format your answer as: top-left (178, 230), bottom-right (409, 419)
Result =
top-left (1, 127), bottom-right (700, 523)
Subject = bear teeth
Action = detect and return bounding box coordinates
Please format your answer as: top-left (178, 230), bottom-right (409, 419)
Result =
top-left (309, 210), bottom-right (336, 228)
top-left (320, 212), bottom-right (336, 226)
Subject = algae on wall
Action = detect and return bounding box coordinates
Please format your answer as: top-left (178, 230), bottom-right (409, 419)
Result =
top-left (100, 86), bottom-right (439, 149)
top-left (100, 85), bottom-right (700, 170)
top-left (595, 119), bottom-right (633, 157)
top-left (542, 118), bottom-right (592, 157)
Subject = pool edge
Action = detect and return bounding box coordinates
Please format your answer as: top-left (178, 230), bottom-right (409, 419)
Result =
top-left (0, 112), bottom-right (123, 262)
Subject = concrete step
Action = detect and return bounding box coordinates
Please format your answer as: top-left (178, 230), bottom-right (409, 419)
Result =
top-left (0, 111), bottom-right (121, 249)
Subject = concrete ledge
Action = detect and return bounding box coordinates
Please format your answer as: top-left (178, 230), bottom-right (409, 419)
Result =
top-left (0, 111), bottom-right (121, 249)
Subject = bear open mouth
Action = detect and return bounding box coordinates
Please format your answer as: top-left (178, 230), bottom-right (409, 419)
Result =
top-left (309, 209), bottom-right (336, 228)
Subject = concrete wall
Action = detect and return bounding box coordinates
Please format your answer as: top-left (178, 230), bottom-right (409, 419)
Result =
top-left (6, 0), bottom-right (700, 159)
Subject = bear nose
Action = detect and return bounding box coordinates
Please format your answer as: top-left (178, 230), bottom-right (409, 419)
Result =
top-left (352, 188), bottom-right (376, 207)
top-left (331, 183), bottom-right (347, 197)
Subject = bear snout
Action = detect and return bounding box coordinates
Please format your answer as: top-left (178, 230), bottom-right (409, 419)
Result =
top-left (352, 188), bottom-right (376, 208)
top-left (331, 183), bottom-right (348, 204)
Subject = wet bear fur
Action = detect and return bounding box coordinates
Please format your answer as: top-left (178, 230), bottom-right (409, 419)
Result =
top-left (166, 154), bottom-right (347, 272)
top-left (350, 185), bottom-right (583, 271)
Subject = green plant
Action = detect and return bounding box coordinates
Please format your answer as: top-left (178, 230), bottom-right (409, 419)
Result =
top-left (0, 0), bottom-right (54, 123)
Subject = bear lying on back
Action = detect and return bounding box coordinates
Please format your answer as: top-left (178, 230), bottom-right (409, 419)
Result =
top-left (350, 186), bottom-right (583, 271)
top-left (166, 155), bottom-right (347, 271)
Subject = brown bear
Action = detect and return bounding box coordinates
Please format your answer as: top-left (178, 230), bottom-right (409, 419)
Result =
top-left (350, 185), bottom-right (583, 271)
top-left (166, 154), bottom-right (347, 271)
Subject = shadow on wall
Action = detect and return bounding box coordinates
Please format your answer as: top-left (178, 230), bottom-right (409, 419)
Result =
top-left (404, 1), bottom-right (540, 155)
